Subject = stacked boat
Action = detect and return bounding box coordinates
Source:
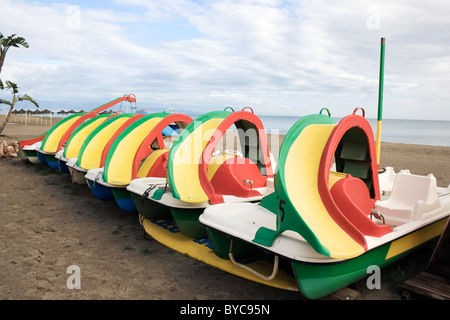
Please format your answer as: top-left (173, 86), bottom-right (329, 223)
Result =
top-left (84, 111), bottom-right (192, 212)
top-left (18, 94), bottom-right (138, 167)
top-left (17, 99), bottom-right (450, 299)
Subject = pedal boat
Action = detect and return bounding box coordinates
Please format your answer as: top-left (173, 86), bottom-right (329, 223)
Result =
top-left (17, 132), bottom-right (46, 164)
top-left (199, 111), bottom-right (450, 299)
top-left (65, 112), bottom-right (144, 186)
top-left (85, 112), bottom-right (192, 211)
top-left (19, 95), bottom-right (137, 170)
top-left (127, 108), bottom-right (275, 238)
top-left (55, 113), bottom-right (116, 175)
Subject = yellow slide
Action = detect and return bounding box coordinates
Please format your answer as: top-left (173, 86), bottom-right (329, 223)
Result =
top-left (255, 113), bottom-right (370, 259)
top-left (103, 115), bottom-right (166, 185)
top-left (63, 114), bottom-right (110, 160)
top-left (169, 116), bottom-right (225, 203)
top-left (77, 114), bottom-right (134, 171)
top-left (168, 109), bottom-right (272, 205)
top-left (283, 123), bottom-right (366, 259)
top-left (40, 114), bottom-right (84, 153)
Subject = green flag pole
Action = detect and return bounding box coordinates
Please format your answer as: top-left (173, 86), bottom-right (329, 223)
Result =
top-left (376, 37), bottom-right (385, 165)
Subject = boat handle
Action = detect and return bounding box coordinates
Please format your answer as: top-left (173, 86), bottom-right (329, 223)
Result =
top-left (243, 179), bottom-right (254, 189)
top-left (164, 107), bottom-right (176, 113)
top-left (92, 171), bottom-right (103, 188)
top-left (370, 209), bottom-right (385, 225)
top-left (319, 107), bottom-right (331, 116)
top-left (140, 185), bottom-right (156, 215)
top-left (141, 185), bottom-right (156, 201)
top-left (228, 239), bottom-right (279, 281)
top-left (352, 107), bottom-right (365, 117)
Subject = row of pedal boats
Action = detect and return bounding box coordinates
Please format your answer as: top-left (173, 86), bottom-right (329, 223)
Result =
top-left (18, 95), bottom-right (450, 299)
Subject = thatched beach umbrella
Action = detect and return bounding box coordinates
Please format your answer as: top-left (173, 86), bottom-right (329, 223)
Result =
top-left (11, 109), bottom-right (19, 121)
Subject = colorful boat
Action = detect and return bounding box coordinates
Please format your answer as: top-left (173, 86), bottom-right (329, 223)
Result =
top-left (197, 110), bottom-right (450, 299)
top-left (55, 113), bottom-right (114, 173)
top-left (66, 113), bottom-right (142, 186)
top-left (17, 131), bottom-right (47, 164)
top-left (127, 108), bottom-right (275, 238)
top-left (27, 94), bottom-right (137, 171)
top-left (85, 112), bottom-right (192, 211)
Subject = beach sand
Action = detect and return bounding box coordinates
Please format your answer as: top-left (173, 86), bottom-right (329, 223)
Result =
top-left (0, 120), bottom-right (449, 301)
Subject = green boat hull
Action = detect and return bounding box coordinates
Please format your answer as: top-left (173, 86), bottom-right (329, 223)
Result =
top-left (206, 227), bottom-right (260, 260)
top-left (23, 149), bottom-right (38, 159)
top-left (130, 190), bottom-right (206, 238)
top-left (130, 192), bottom-right (172, 219)
top-left (205, 218), bottom-right (446, 299)
top-left (290, 240), bottom-right (433, 299)
top-left (171, 207), bottom-right (206, 239)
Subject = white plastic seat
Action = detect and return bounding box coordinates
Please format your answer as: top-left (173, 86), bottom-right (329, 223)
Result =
top-left (377, 166), bottom-right (399, 199)
top-left (375, 171), bottom-right (440, 225)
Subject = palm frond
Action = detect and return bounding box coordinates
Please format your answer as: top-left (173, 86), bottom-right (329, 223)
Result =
top-left (11, 37), bottom-right (29, 48)
top-left (0, 99), bottom-right (12, 106)
top-left (19, 94), bottom-right (39, 108)
top-left (1, 34), bottom-right (29, 49)
top-left (5, 80), bottom-right (18, 94)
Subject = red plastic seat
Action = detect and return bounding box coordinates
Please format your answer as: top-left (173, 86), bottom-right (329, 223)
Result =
top-left (330, 175), bottom-right (392, 237)
top-left (145, 150), bottom-right (169, 178)
top-left (210, 155), bottom-right (267, 198)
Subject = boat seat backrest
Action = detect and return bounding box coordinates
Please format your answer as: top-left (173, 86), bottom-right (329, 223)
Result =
top-left (376, 172), bottom-right (439, 223)
top-left (390, 172), bottom-right (437, 205)
top-left (339, 139), bottom-right (372, 191)
top-left (340, 140), bottom-right (368, 161)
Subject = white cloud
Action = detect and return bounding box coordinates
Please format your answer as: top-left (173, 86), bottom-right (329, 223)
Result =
top-left (1, 0), bottom-right (450, 120)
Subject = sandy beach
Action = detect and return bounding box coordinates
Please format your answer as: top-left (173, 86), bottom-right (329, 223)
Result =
top-left (0, 118), bottom-right (449, 301)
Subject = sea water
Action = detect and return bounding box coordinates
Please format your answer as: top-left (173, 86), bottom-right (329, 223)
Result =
top-left (182, 111), bottom-right (449, 147)
top-left (257, 115), bottom-right (450, 147)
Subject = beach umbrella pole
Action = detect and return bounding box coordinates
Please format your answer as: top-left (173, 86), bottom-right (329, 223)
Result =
top-left (376, 37), bottom-right (385, 164)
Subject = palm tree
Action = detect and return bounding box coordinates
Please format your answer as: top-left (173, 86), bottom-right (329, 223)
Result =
top-left (0, 80), bottom-right (39, 135)
top-left (0, 33), bottom-right (29, 74)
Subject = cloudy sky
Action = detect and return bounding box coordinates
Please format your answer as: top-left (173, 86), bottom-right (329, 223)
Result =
top-left (1, 0), bottom-right (449, 120)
